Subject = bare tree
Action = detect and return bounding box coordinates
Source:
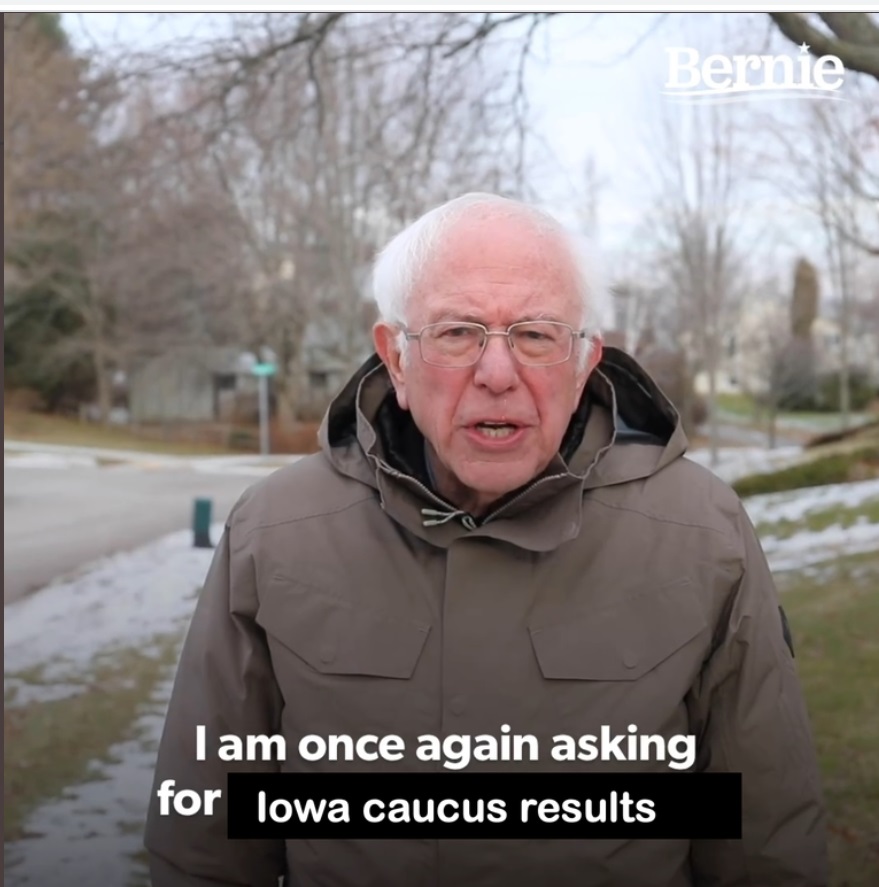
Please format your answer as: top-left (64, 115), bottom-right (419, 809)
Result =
top-left (757, 73), bottom-right (879, 430)
top-left (4, 13), bottom-right (92, 238)
top-left (764, 259), bottom-right (822, 448)
top-left (95, 10), bottom-right (878, 113)
top-left (6, 56), bottom-right (255, 421)
top-left (179, 15), bottom-right (521, 421)
top-left (638, 98), bottom-right (751, 465)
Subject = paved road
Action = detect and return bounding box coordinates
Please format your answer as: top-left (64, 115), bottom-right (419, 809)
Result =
top-left (3, 423), bottom-right (801, 605)
top-left (4, 463), bottom-right (266, 604)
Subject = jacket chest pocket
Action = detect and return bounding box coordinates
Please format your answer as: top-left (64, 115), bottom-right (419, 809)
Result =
top-left (528, 578), bottom-right (709, 732)
top-left (255, 578), bottom-right (433, 737)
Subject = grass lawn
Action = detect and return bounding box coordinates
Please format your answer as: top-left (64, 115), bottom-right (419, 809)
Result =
top-left (777, 551), bottom-right (879, 885)
top-left (4, 408), bottom-right (234, 456)
top-left (715, 392), bottom-right (758, 418)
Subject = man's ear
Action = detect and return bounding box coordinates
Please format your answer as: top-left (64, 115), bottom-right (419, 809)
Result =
top-left (575, 335), bottom-right (603, 400)
top-left (373, 322), bottom-right (409, 410)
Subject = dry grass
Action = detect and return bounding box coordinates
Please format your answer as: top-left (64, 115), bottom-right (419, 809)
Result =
top-left (4, 636), bottom-right (181, 843)
top-left (4, 409), bottom-right (235, 455)
top-left (4, 408), bottom-right (324, 456)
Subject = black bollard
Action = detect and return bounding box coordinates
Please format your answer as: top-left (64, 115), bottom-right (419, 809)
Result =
top-left (193, 497), bottom-right (214, 549)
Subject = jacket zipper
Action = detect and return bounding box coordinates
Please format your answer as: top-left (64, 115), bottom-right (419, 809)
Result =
top-left (379, 460), bottom-right (570, 529)
top-left (378, 462), bottom-right (457, 512)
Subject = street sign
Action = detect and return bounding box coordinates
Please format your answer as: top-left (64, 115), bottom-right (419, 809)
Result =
top-left (252, 363), bottom-right (275, 455)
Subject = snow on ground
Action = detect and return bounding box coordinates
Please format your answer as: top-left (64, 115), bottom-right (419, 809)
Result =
top-left (739, 477), bottom-right (879, 572)
top-left (4, 677), bottom-right (173, 887)
top-left (4, 445), bottom-right (879, 886)
top-left (4, 440), bottom-right (183, 466)
top-left (4, 452), bottom-right (103, 469)
top-left (685, 445), bottom-right (807, 484)
top-left (4, 439), bottom-right (301, 477)
top-left (760, 519), bottom-right (879, 573)
top-left (5, 525), bottom-right (222, 707)
top-left (743, 478), bottom-right (879, 526)
top-left (4, 524), bottom-right (222, 887)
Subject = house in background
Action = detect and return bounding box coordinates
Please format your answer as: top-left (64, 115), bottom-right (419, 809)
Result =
top-left (126, 303), bottom-right (378, 425)
top-left (696, 301), bottom-right (879, 399)
top-left (127, 346), bottom-right (261, 424)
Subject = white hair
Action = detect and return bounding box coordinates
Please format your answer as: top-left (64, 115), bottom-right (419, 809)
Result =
top-left (371, 192), bottom-right (605, 370)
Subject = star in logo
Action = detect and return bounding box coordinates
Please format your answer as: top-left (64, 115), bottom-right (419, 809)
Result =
top-left (799, 42), bottom-right (811, 54)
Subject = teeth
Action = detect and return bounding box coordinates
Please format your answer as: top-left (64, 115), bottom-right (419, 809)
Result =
top-left (477, 424), bottom-right (515, 438)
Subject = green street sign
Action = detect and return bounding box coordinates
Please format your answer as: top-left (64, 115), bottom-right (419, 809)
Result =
top-left (252, 362), bottom-right (277, 376)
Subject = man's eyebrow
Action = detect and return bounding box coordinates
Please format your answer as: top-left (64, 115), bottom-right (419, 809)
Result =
top-left (426, 311), bottom-right (567, 324)
top-left (427, 310), bottom-right (485, 323)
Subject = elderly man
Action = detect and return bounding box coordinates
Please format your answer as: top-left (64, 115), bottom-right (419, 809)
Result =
top-left (145, 193), bottom-right (828, 886)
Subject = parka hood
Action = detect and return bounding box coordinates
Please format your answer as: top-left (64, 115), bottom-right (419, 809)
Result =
top-left (316, 346), bottom-right (689, 550)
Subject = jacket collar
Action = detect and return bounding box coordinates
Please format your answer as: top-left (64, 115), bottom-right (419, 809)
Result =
top-left (317, 347), bottom-right (688, 552)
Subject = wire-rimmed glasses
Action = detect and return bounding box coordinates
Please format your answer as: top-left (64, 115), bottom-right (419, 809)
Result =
top-left (403, 320), bottom-right (587, 368)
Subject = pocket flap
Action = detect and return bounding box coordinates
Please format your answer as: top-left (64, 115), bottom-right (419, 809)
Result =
top-left (529, 578), bottom-right (707, 681)
top-left (256, 579), bottom-right (430, 679)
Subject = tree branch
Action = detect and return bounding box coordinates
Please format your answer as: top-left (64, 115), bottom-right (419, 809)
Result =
top-left (817, 12), bottom-right (879, 48)
top-left (769, 12), bottom-right (879, 80)
top-left (440, 12), bottom-right (558, 58)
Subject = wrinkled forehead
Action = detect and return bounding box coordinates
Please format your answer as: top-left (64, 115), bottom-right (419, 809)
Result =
top-left (408, 214), bottom-right (584, 325)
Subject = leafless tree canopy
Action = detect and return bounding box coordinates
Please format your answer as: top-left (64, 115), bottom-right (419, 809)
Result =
top-left (6, 11), bottom-right (878, 430)
top-left (110, 10), bottom-right (877, 96)
top-left (5, 12), bottom-right (523, 421)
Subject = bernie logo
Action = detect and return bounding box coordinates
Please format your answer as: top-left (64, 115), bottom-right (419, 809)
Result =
top-left (663, 43), bottom-right (846, 103)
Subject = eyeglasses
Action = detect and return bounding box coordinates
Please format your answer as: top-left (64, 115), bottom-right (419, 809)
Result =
top-left (403, 320), bottom-right (587, 368)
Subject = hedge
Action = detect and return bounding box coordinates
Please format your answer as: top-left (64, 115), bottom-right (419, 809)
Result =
top-left (733, 445), bottom-right (879, 497)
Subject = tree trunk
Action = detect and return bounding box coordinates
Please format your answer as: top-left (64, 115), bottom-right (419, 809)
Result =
top-left (704, 342), bottom-right (720, 467)
top-left (767, 397), bottom-right (778, 450)
top-left (92, 345), bottom-right (112, 424)
top-left (839, 361), bottom-right (851, 430)
top-left (275, 385), bottom-right (295, 426)
top-left (707, 370), bottom-right (719, 467)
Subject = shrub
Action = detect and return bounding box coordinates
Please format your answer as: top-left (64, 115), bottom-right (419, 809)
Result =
top-left (814, 369), bottom-right (876, 412)
top-left (732, 445), bottom-right (879, 497)
top-left (778, 367), bottom-right (876, 412)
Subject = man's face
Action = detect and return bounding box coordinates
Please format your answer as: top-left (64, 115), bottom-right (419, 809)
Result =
top-left (374, 214), bottom-right (602, 516)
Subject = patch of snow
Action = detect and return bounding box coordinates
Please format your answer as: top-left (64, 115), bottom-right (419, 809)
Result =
top-left (762, 520), bottom-right (879, 573)
top-left (4, 439), bottom-right (181, 465)
top-left (744, 478), bottom-right (879, 526)
top-left (4, 677), bottom-right (176, 887)
top-left (4, 452), bottom-right (101, 470)
top-left (686, 445), bottom-right (806, 484)
top-left (4, 440), bottom-right (303, 476)
top-left (4, 524), bottom-right (222, 706)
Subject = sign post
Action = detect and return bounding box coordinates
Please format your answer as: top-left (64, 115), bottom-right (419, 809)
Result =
top-left (251, 362), bottom-right (277, 455)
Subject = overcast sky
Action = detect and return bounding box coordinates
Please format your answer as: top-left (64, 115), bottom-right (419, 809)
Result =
top-left (63, 11), bottom-right (877, 313)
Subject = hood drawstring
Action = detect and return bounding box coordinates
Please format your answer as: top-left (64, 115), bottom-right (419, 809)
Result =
top-left (421, 508), bottom-right (478, 530)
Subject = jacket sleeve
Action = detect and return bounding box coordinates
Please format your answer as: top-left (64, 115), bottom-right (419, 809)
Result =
top-left (144, 514), bottom-right (287, 886)
top-left (688, 498), bottom-right (829, 886)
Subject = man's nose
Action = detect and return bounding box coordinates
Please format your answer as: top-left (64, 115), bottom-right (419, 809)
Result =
top-left (472, 333), bottom-right (520, 392)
